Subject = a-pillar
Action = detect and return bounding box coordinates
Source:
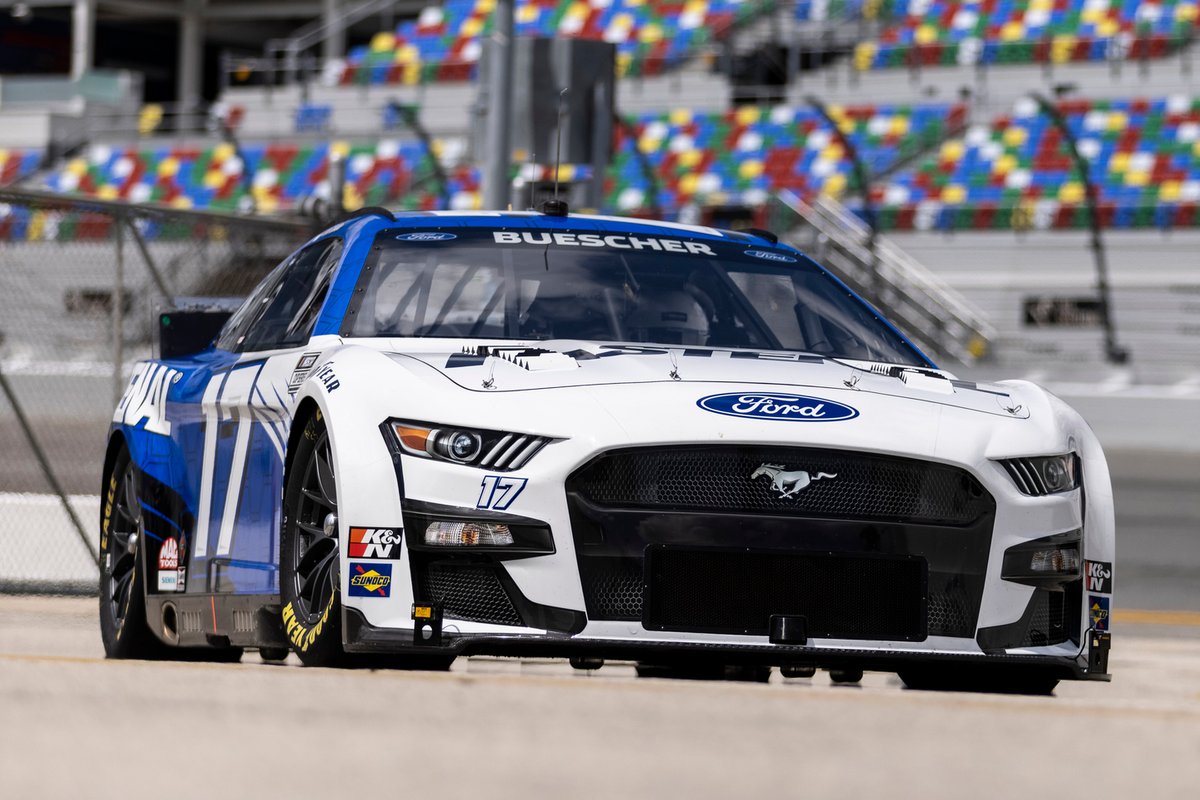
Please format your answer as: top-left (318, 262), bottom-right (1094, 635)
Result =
top-left (71, 0), bottom-right (96, 80)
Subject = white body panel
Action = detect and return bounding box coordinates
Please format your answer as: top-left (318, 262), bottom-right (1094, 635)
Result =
top-left (289, 337), bottom-right (1114, 662)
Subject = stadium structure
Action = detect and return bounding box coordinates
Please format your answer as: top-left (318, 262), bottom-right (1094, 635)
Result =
top-left (2, 0), bottom-right (1200, 382)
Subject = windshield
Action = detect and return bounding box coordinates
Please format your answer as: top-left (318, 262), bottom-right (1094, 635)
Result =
top-left (343, 227), bottom-right (927, 365)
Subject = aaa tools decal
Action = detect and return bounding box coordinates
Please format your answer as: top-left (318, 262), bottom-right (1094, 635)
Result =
top-left (348, 562), bottom-right (392, 597)
top-left (477, 475), bottom-right (527, 511)
top-left (751, 464), bottom-right (837, 499)
top-left (1089, 595), bottom-right (1111, 631)
top-left (348, 527), bottom-right (403, 559)
top-left (1085, 560), bottom-right (1113, 593)
top-left (697, 392), bottom-right (859, 422)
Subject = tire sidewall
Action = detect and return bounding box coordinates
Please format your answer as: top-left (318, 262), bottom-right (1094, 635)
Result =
top-left (279, 411), bottom-right (345, 665)
top-left (98, 446), bottom-right (161, 659)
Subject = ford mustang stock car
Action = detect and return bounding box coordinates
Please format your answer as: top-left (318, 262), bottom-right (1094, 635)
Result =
top-left (99, 206), bottom-right (1114, 692)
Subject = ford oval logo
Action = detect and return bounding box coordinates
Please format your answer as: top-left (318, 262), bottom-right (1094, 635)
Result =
top-left (697, 392), bottom-right (859, 422)
top-left (745, 249), bottom-right (797, 263)
top-left (396, 232), bottom-right (457, 241)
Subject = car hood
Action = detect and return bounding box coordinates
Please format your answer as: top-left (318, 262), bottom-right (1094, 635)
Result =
top-left (384, 340), bottom-right (1029, 420)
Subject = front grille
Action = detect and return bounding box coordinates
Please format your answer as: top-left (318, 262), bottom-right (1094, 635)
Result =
top-left (417, 562), bottom-right (523, 627)
top-left (569, 446), bottom-right (990, 525)
top-left (927, 585), bottom-right (974, 637)
top-left (580, 557), bottom-right (643, 620)
top-left (643, 547), bottom-right (927, 640)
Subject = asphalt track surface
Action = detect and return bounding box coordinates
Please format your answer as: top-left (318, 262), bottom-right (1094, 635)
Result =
top-left (1, 597), bottom-right (1197, 800)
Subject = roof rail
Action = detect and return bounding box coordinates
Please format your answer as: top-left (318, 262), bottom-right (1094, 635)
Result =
top-left (335, 206), bottom-right (396, 225)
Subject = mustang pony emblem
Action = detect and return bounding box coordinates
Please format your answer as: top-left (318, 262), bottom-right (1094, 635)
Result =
top-left (750, 464), bottom-right (837, 499)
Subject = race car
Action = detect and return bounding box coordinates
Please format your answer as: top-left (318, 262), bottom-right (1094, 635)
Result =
top-left (99, 206), bottom-right (1114, 692)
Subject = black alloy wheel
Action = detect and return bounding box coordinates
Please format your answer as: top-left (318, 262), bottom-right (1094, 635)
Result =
top-left (280, 412), bottom-right (346, 666)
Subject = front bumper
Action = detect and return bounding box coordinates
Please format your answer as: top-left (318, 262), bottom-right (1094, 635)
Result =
top-left (343, 608), bottom-right (1111, 681)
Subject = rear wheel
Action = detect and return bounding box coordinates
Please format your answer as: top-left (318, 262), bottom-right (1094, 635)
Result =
top-left (98, 446), bottom-right (163, 659)
top-left (280, 412), bottom-right (346, 667)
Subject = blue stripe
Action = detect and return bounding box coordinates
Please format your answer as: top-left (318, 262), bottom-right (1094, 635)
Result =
top-left (138, 500), bottom-right (182, 533)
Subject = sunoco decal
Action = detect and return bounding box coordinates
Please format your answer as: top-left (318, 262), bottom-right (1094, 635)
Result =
top-left (697, 392), bottom-right (859, 422)
top-left (1089, 595), bottom-right (1110, 631)
top-left (745, 249), bottom-right (797, 263)
top-left (396, 232), bottom-right (457, 241)
top-left (348, 562), bottom-right (392, 597)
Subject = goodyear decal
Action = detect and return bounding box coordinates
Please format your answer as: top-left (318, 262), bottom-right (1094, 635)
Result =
top-left (348, 562), bottom-right (392, 597)
top-left (281, 595), bottom-right (335, 654)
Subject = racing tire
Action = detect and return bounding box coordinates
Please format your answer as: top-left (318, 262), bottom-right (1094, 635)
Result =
top-left (280, 411), bottom-right (348, 667)
top-left (259, 647), bottom-right (290, 663)
top-left (98, 444), bottom-right (166, 659)
top-left (897, 667), bottom-right (1059, 696)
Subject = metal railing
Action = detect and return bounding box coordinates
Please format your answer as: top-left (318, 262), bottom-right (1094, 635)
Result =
top-left (772, 191), bottom-right (995, 366)
top-left (0, 188), bottom-right (313, 593)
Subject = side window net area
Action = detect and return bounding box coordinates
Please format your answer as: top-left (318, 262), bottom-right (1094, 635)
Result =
top-left (346, 232), bottom-right (923, 365)
top-left (218, 238), bottom-right (344, 352)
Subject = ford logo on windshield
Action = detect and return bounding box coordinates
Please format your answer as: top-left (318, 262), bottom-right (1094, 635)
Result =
top-left (745, 249), bottom-right (797, 263)
top-left (697, 392), bottom-right (859, 422)
top-left (396, 232), bottom-right (457, 241)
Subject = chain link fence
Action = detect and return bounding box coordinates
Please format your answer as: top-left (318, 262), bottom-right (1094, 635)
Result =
top-left (0, 188), bottom-right (312, 592)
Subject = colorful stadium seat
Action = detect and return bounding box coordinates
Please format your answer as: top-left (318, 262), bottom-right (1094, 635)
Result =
top-left (604, 102), bottom-right (967, 213)
top-left (42, 140), bottom-right (460, 216)
top-left (336, 0), bottom-right (775, 85)
top-left (854, 1), bottom-right (1199, 70)
top-left (876, 95), bottom-right (1200, 230)
top-left (0, 149), bottom-right (43, 186)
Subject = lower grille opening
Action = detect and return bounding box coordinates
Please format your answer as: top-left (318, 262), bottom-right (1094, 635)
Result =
top-left (581, 555), bottom-right (977, 639)
top-left (1021, 588), bottom-right (1075, 647)
top-left (644, 547), bottom-right (928, 640)
top-left (416, 561), bottom-right (524, 627)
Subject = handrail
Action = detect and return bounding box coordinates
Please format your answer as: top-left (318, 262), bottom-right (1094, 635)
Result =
top-left (773, 190), bottom-right (994, 365)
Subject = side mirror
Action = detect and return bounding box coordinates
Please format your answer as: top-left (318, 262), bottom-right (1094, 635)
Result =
top-left (158, 297), bottom-right (243, 359)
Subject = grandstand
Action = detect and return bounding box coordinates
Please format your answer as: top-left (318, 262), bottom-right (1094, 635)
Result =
top-left (2, 0), bottom-right (1199, 376)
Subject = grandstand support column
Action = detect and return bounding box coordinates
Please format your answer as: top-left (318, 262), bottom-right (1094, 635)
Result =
top-left (322, 0), bottom-right (346, 61)
top-left (70, 0), bottom-right (96, 80)
top-left (482, 0), bottom-right (515, 210)
top-left (112, 213), bottom-right (125, 409)
top-left (178, 0), bottom-right (206, 131)
top-left (1029, 92), bottom-right (1128, 365)
top-left (805, 94), bottom-right (880, 300)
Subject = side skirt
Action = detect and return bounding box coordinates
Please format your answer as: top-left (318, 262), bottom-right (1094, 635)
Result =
top-left (144, 592), bottom-right (287, 649)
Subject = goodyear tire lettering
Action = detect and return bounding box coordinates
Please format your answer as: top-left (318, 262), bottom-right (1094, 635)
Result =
top-left (281, 591), bottom-right (336, 654)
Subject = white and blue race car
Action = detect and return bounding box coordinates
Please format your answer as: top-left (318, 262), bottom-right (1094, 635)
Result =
top-left (100, 207), bottom-right (1114, 692)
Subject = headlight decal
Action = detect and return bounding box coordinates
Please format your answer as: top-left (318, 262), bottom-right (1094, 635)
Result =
top-left (388, 419), bottom-right (551, 471)
top-left (999, 453), bottom-right (1080, 496)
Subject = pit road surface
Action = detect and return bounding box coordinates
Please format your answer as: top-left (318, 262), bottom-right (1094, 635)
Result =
top-left (2, 597), bottom-right (1198, 799)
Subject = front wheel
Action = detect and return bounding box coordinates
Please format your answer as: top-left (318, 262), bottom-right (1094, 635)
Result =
top-left (280, 412), bottom-right (346, 666)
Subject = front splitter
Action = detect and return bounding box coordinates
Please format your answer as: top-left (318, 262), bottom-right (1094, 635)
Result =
top-left (343, 609), bottom-right (1108, 681)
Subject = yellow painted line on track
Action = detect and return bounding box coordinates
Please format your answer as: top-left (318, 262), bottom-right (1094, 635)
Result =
top-left (1116, 609), bottom-right (1200, 626)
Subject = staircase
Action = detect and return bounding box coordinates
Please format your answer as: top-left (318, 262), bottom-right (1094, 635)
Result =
top-left (771, 190), bottom-right (995, 367)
